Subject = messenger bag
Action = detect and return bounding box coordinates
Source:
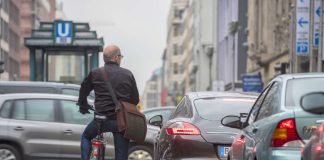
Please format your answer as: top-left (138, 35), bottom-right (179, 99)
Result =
top-left (100, 67), bottom-right (147, 143)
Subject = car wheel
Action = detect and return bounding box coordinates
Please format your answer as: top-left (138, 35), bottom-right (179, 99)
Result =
top-left (0, 144), bottom-right (21, 160)
top-left (128, 145), bottom-right (153, 160)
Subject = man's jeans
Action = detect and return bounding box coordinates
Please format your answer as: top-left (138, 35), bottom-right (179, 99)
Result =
top-left (81, 119), bottom-right (129, 160)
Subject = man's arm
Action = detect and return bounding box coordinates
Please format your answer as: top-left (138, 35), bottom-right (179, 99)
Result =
top-left (130, 74), bottom-right (140, 105)
top-left (78, 72), bottom-right (94, 108)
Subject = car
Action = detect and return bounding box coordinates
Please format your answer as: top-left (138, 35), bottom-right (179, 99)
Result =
top-left (0, 93), bottom-right (106, 160)
top-left (300, 92), bottom-right (324, 160)
top-left (221, 73), bottom-right (324, 160)
top-left (0, 93), bottom-right (174, 160)
top-left (128, 106), bottom-right (175, 160)
top-left (150, 92), bottom-right (257, 160)
top-left (0, 81), bottom-right (95, 100)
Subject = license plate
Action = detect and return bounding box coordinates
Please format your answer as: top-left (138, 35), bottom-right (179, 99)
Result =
top-left (218, 146), bottom-right (230, 157)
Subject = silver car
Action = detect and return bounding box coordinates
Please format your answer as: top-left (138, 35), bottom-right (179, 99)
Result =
top-left (0, 93), bottom-right (174, 160)
top-left (0, 93), bottom-right (115, 160)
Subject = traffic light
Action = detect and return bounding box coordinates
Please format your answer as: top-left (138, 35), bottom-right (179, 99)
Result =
top-left (0, 60), bottom-right (4, 74)
top-left (274, 62), bottom-right (288, 75)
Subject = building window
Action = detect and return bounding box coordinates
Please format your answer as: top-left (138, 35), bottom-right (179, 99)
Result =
top-left (2, 20), bottom-right (9, 43)
top-left (174, 82), bottom-right (178, 90)
top-left (2, 50), bottom-right (8, 71)
top-left (150, 84), bottom-right (157, 90)
top-left (174, 8), bottom-right (184, 19)
top-left (173, 44), bottom-right (178, 55)
top-left (2, 0), bottom-right (9, 14)
top-left (173, 63), bottom-right (178, 74)
top-left (9, 1), bottom-right (20, 26)
top-left (9, 29), bottom-right (20, 52)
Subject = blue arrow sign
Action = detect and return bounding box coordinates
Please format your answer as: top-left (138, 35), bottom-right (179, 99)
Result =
top-left (316, 7), bottom-right (321, 17)
top-left (298, 17), bottom-right (308, 28)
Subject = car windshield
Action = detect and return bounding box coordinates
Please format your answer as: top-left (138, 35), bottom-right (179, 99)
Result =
top-left (285, 77), bottom-right (324, 108)
top-left (194, 97), bottom-right (256, 121)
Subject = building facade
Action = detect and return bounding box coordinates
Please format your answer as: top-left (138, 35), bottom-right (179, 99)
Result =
top-left (246, 0), bottom-right (294, 84)
top-left (142, 68), bottom-right (162, 109)
top-left (20, 0), bottom-right (56, 80)
top-left (191, 0), bottom-right (217, 92)
top-left (163, 0), bottom-right (188, 105)
top-left (0, 0), bottom-right (21, 81)
top-left (215, 0), bottom-right (249, 91)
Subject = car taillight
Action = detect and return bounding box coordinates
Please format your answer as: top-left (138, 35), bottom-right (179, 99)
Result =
top-left (271, 118), bottom-right (302, 147)
top-left (166, 122), bottom-right (200, 135)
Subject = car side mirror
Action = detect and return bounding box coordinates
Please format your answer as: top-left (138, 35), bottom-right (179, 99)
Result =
top-left (300, 92), bottom-right (324, 114)
top-left (149, 115), bottom-right (163, 128)
top-left (221, 115), bottom-right (242, 129)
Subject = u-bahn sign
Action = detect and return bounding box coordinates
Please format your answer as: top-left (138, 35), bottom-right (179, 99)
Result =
top-left (55, 21), bottom-right (73, 45)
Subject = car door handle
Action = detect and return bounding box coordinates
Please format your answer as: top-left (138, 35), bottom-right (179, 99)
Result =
top-left (14, 126), bottom-right (24, 131)
top-left (63, 130), bottom-right (73, 134)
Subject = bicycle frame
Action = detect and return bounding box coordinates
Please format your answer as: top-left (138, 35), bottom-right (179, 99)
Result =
top-left (90, 113), bottom-right (107, 160)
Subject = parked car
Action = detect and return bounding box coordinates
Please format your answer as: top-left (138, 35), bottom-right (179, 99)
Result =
top-left (150, 92), bottom-right (257, 160)
top-left (0, 81), bottom-right (95, 100)
top-left (300, 92), bottom-right (324, 160)
top-left (0, 93), bottom-right (174, 160)
top-left (128, 106), bottom-right (175, 160)
top-left (0, 93), bottom-right (103, 160)
top-left (221, 73), bottom-right (324, 160)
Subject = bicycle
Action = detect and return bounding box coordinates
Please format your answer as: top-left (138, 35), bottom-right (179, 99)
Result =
top-left (88, 107), bottom-right (107, 160)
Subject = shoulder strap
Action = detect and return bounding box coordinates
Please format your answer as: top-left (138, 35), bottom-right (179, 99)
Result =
top-left (100, 66), bottom-right (121, 111)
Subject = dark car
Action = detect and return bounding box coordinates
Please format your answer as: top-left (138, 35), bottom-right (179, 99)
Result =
top-left (0, 81), bottom-right (95, 99)
top-left (128, 106), bottom-right (175, 160)
top-left (150, 92), bottom-right (257, 160)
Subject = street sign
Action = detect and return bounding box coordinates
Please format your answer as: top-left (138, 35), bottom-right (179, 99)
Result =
top-left (55, 21), bottom-right (73, 45)
top-left (314, 0), bottom-right (321, 48)
top-left (296, 0), bottom-right (311, 55)
top-left (242, 74), bottom-right (263, 93)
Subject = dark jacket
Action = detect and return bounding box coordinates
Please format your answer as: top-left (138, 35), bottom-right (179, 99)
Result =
top-left (78, 61), bottom-right (139, 118)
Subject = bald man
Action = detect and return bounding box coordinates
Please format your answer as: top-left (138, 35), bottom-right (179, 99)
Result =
top-left (78, 45), bottom-right (139, 160)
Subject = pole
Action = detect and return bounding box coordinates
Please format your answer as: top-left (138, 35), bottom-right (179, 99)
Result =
top-left (310, 0), bottom-right (316, 72)
top-left (290, 3), bottom-right (295, 73)
top-left (232, 33), bottom-right (236, 91)
top-left (319, 0), bottom-right (324, 71)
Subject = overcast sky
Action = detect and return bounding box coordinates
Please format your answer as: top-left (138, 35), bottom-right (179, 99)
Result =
top-left (57, 0), bottom-right (171, 94)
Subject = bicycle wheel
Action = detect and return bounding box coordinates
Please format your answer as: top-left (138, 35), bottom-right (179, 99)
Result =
top-left (99, 145), bottom-right (105, 160)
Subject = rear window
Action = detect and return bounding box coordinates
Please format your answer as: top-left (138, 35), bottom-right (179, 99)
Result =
top-left (194, 97), bottom-right (256, 121)
top-left (0, 86), bottom-right (57, 94)
top-left (286, 78), bottom-right (324, 108)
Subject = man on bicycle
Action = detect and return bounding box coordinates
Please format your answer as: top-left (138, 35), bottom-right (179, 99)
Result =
top-left (77, 44), bottom-right (139, 160)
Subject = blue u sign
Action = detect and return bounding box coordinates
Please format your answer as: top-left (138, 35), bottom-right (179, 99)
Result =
top-left (55, 21), bottom-right (73, 44)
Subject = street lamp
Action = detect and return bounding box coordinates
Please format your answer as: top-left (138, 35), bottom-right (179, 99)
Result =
top-left (229, 21), bottom-right (239, 91)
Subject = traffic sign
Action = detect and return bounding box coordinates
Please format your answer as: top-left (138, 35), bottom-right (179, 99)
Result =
top-left (242, 74), bottom-right (263, 93)
top-left (55, 21), bottom-right (73, 45)
top-left (314, 0), bottom-right (321, 48)
top-left (296, 0), bottom-right (311, 55)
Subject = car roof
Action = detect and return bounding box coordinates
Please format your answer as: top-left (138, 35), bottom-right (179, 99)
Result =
top-left (0, 93), bottom-right (79, 101)
top-left (186, 91), bottom-right (258, 100)
top-left (0, 81), bottom-right (80, 88)
top-left (276, 73), bottom-right (324, 81)
top-left (142, 106), bottom-right (175, 112)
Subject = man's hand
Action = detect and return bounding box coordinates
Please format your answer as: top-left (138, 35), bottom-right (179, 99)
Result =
top-left (79, 107), bottom-right (90, 114)
top-left (77, 102), bottom-right (92, 114)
